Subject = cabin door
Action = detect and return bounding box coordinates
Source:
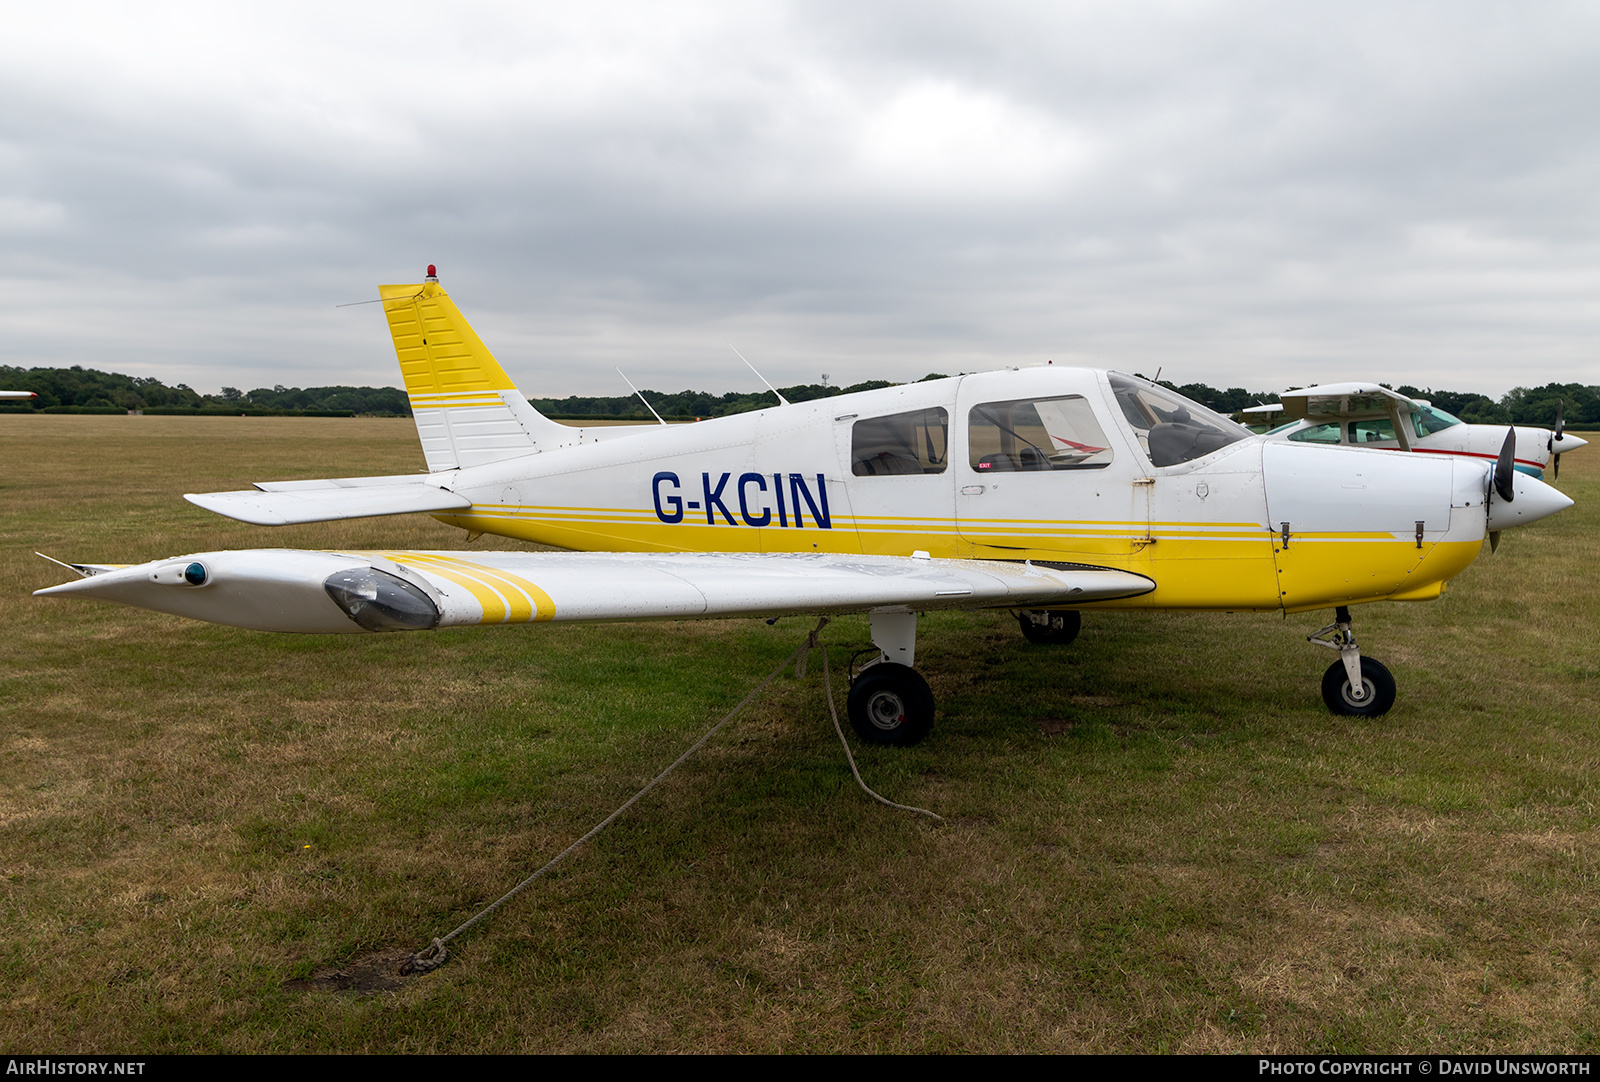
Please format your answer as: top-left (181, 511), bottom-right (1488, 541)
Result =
top-left (953, 377), bottom-right (1149, 561)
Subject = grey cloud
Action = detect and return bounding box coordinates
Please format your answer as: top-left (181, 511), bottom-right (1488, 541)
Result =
top-left (2, 1), bottom-right (1597, 397)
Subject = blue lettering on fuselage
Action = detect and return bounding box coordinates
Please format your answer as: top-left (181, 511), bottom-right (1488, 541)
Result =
top-left (738, 473), bottom-right (771, 527)
top-left (652, 471), bottom-right (830, 529)
top-left (652, 472), bottom-right (683, 523)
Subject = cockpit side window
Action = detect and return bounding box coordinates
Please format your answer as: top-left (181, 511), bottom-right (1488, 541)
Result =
top-left (1107, 373), bottom-right (1252, 466)
top-left (851, 407), bottom-right (949, 476)
top-left (967, 395), bottom-right (1113, 472)
top-left (1412, 405), bottom-right (1463, 437)
top-left (1288, 422), bottom-right (1343, 444)
top-left (1349, 418), bottom-right (1396, 443)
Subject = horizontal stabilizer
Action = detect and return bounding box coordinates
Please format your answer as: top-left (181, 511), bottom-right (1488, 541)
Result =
top-left (185, 483), bottom-right (471, 526)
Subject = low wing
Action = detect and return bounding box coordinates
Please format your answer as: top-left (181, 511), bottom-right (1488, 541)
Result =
top-left (185, 475), bottom-right (471, 526)
top-left (1277, 383), bottom-right (1422, 422)
top-left (35, 549), bottom-right (1156, 634)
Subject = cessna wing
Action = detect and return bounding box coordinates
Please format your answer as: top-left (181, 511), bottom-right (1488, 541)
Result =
top-left (1240, 385), bottom-right (1425, 429)
top-left (1274, 383), bottom-right (1420, 421)
top-left (35, 549), bottom-right (1156, 638)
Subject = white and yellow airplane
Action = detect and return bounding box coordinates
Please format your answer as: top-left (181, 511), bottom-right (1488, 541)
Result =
top-left (1246, 383), bottom-right (1587, 480)
top-left (36, 271), bottom-right (1575, 741)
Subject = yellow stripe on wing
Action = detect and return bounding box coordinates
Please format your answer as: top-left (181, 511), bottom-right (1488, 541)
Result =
top-left (378, 551), bottom-right (555, 624)
top-left (373, 551), bottom-right (513, 623)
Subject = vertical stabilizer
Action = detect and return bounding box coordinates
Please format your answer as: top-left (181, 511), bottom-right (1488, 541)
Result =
top-left (380, 277), bottom-right (576, 471)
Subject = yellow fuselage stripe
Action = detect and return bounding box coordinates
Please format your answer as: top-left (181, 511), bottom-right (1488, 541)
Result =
top-left (425, 509), bottom-right (1477, 613)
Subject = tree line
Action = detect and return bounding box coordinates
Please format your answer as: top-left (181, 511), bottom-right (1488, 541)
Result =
top-left (3, 364), bottom-right (1594, 427)
top-left (0, 366), bottom-right (409, 416)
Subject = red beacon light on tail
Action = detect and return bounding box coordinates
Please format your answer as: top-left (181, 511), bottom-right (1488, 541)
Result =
top-left (426, 265), bottom-right (438, 281)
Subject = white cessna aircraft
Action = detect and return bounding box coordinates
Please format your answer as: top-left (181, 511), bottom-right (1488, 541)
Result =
top-left (1246, 383), bottom-right (1587, 480)
top-left (36, 271), bottom-right (1575, 742)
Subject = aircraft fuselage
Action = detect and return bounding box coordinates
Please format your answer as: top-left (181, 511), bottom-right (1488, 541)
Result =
top-left (424, 367), bottom-right (1505, 614)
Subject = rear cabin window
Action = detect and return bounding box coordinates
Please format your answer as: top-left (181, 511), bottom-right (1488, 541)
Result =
top-left (851, 407), bottom-right (949, 475)
top-left (967, 396), bottom-right (1113, 472)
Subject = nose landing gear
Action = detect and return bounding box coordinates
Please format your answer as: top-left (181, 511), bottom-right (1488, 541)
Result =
top-left (1308, 605), bottom-right (1396, 716)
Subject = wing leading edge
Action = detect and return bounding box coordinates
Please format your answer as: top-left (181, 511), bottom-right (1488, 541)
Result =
top-left (35, 549), bottom-right (1156, 634)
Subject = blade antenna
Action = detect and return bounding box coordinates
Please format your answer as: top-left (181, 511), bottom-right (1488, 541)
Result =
top-left (616, 368), bottom-right (668, 426)
top-left (729, 345), bottom-right (791, 406)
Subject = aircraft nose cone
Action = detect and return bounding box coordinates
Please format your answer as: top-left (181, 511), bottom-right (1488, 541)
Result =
top-left (1487, 471), bottom-right (1575, 532)
top-left (1554, 432), bottom-right (1588, 453)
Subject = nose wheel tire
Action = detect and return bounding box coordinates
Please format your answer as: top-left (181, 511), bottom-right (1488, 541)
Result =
top-left (1321, 657), bottom-right (1396, 717)
top-left (1018, 609), bottom-right (1081, 646)
top-left (847, 663), bottom-right (936, 746)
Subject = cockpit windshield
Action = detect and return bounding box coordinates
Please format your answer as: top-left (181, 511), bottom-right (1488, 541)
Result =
top-left (1108, 373), bottom-right (1253, 467)
top-left (1412, 404), bottom-right (1463, 437)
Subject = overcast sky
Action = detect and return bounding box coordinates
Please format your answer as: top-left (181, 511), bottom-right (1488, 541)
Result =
top-left (3, 1), bottom-right (1597, 399)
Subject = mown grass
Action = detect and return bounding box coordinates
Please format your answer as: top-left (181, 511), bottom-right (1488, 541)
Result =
top-left (2, 414), bottom-right (1596, 1053)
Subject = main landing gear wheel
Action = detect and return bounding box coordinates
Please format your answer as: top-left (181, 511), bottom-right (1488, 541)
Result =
top-left (1321, 657), bottom-right (1396, 717)
top-left (847, 663), bottom-right (936, 747)
top-left (1018, 609), bottom-right (1081, 646)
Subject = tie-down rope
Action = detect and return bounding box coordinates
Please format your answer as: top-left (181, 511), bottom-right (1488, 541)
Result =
top-left (403, 617), bottom-right (939, 975)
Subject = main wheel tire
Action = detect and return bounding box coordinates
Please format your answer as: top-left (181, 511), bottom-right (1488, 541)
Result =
top-left (1321, 657), bottom-right (1396, 717)
top-left (1018, 609), bottom-right (1081, 646)
top-left (847, 663), bottom-right (936, 746)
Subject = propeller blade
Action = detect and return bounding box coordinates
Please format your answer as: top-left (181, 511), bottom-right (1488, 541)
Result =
top-left (1554, 453), bottom-right (1561, 480)
top-left (1555, 399), bottom-right (1565, 442)
top-left (1489, 530), bottom-right (1501, 553)
top-left (1495, 428), bottom-right (1516, 503)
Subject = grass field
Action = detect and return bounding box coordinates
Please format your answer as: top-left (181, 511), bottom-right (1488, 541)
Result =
top-left (2, 414), bottom-right (1596, 1053)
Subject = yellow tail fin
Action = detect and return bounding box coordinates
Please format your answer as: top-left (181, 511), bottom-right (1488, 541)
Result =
top-left (380, 281), bottom-right (518, 397)
top-left (379, 279), bottom-right (569, 471)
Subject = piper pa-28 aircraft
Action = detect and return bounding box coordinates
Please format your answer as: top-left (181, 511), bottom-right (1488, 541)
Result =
top-left (1245, 383), bottom-right (1587, 480)
top-left (36, 271), bottom-right (1576, 742)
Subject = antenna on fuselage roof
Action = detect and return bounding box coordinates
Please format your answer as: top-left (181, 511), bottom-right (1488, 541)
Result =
top-left (729, 345), bottom-right (792, 407)
top-left (616, 367), bottom-right (668, 425)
